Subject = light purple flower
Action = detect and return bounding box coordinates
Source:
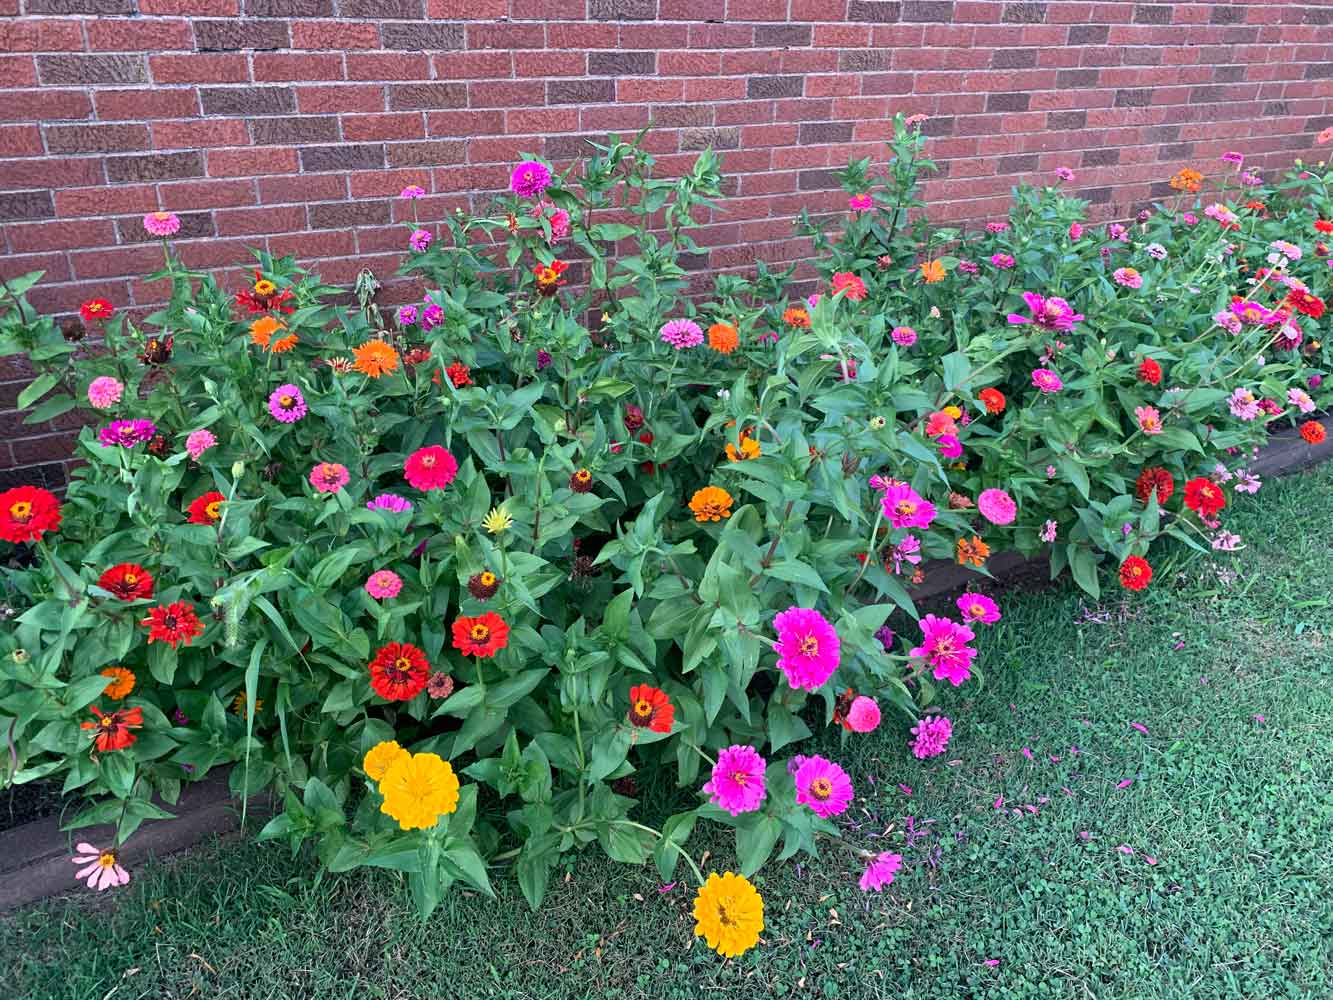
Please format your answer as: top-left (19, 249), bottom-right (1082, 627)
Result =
top-left (1040, 519), bottom-right (1058, 542)
top-left (910, 614), bottom-right (977, 687)
top-left (1240, 171), bottom-right (1261, 187)
top-left (1220, 151), bottom-right (1244, 166)
top-left (396, 304), bottom-right (418, 327)
top-left (701, 744), bottom-right (767, 816)
top-left (1182, 212), bottom-right (1198, 225)
top-left (1069, 222), bottom-right (1084, 240)
top-left (1228, 387), bottom-right (1261, 421)
top-left (1031, 368), bottom-right (1064, 393)
top-left (937, 434), bottom-right (962, 459)
top-left (1233, 470), bottom-right (1261, 494)
top-left (1145, 243), bottom-right (1167, 260)
top-left (1214, 310), bottom-right (1242, 335)
top-left (887, 535), bottom-right (921, 574)
top-left (268, 383), bottom-right (307, 423)
top-left (1211, 530), bottom-right (1242, 551)
top-left (1108, 223), bottom-right (1129, 243)
top-left (659, 318), bottom-right (704, 350)
top-left (987, 221), bottom-right (1009, 233)
top-left (990, 253), bottom-right (1015, 269)
top-left (143, 211), bottom-right (180, 237)
top-left (1268, 239), bottom-right (1301, 262)
top-left (87, 376), bottom-right (124, 409)
top-left (367, 493), bottom-right (413, 513)
top-left (880, 483), bottom-right (936, 530)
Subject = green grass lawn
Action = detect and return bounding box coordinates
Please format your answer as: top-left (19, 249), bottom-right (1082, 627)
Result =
top-left (4, 465), bottom-right (1332, 1000)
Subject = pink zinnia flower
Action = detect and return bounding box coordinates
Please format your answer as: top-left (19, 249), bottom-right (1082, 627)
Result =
top-left (990, 253), bottom-right (1015, 269)
top-left (659, 318), bottom-right (704, 349)
top-left (143, 211), bottom-right (180, 237)
top-left (546, 207), bottom-right (570, 242)
top-left (1182, 211), bottom-right (1199, 225)
top-left (891, 325), bottom-right (917, 347)
top-left (1135, 405), bottom-right (1163, 435)
top-left (794, 755), bottom-right (854, 817)
top-left (186, 428), bottom-right (216, 461)
top-left (1288, 387), bottom-right (1316, 414)
top-left (956, 592), bottom-right (1001, 624)
top-left (71, 842), bottom-right (130, 891)
top-left (87, 376), bottom-right (123, 409)
top-left (1204, 203), bottom-right (1239, 226)
top-left (310, 462), bottom-right (349, 494)
top-left (400, 185), bottom-right (425, 199)
top-left (1040, 519), bottom-right (1058, 542)
top-left (879, 483), bottom-right (936, 530)
top-left (937, 434), bottom-right (962, 459)
top-left (858, 851), bottom-right (903, 892)
top-left (977, 488), bottom-right (1016, 525)
top-left (1228, 387), bottom-right (1260, 421)
top-left (1113, 267), bottom-right (1143, 289)
top-left (910, 614), bottom-right (977, 687)
top-left (846, 695), bottom-right (881, 733)
top-left (849, 193), bottom-right (873, 212)
top-left (1031, 368), bottom-right (1063, 393)
top-left (1229, 300), bottom-right (1277, 326)
top-left (364, 569), bottom-right (402, 600)
top-left (773, 606), bottom-right (840, 691)
top-left (396, 304), bottom-right (418, 326)
top-left (420, 303), bottom-right (445, 330)
top-left (702, 744), bottom-right (767, 816)
top-left (99, 419), bottom-right (156, 448)
top-left (887, 535), bottom-right (921, 574)
top-left (367, 493), bottom-right (412, 513)
top-left (404, 445), bottom-right (458, 491)
top-left (409, 229), bottom-right (432, 252)
top-left (268, 383), bottom-right (306, 423)
top-left (1068, 221), bottom-right (1083, 239)
top-left (1055, 167), bottom-right (1075, 182)
top-left (1008, 292), bottom-right (1084, 332)
top-left (1233, 470), bottom-right (1260, 494)
top-left (958, 259), bottom-right (979, 274)
top-left (925, 410), bottom-right (957, 438)
top-left (986, 221), bottom-right (1009, 233)
top-left (1220, 151), bottom-right (1244, 166)
top-left (509, 159), bottom-right (552, 199)
top-left (909, 715), bottom-right (953, 759)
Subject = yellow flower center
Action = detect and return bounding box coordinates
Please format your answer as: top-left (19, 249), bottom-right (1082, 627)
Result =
top-left (205, 501), bottom-right (221, 520)
top-left (969, 603), bottom-right (985, 618)
top-left (279, 394), bottom-right (294, 407)
top-left (98, 852), bottom-right (116, 869)
top-left (810, 777), bottom-right (833, 800)
top-left (99, 715), bottom-right (112, 728)
top-left (731, 771), bottom-right (749, 786)
top-left (480, 572), bottom-right (496, 586)
top-left (393, 656), bottom-right (413, 672)
top-left (254, 279), bottom-right (276, 296)
top-left (798, 635), bottom-right (818, 657)
top-left (634, 699), bottom-right (652, 718)
top-left (894, 500), bottom-right (916, 517)
top-left (575, 469), bottom-right (590, 481)
top-left (470, 624), bottom-right (490, 641)
top-left (9, 500), bottom-right (31, 520)
top-left (124, 572), bottom-right (137, 584)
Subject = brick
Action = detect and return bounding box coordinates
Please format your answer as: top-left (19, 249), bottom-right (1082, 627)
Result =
top-left (105, 152), bottom-right (204, 183)
top-left (159, 178), bottom-right (258, 209)
top-left (1209, 4), bottom-right (1246, 23)
top-left (207, 146), bottom-right (298, 177)
top-left (38, 55), bottom-right (147, 86)
top-left (297, 85), bottom-right (384, 114)
top-left (756, 25), bottom-right (812, 47)
top-left (798, 121), bottom-right (856, 143)
top-left (679, 126), bottom-right (741, 151)
top-left (1048, 110), bottom-right (1087, 129)
top-left (153, 119), bottom-right (251, 149)
top-left (94, 89), bottom-right (200, 120)
top-left (1069, 24), bottom-right (1110, 44)
top-left (1114, 88), bottom-right (1153, 107)
top-left (590, 52), bottom-right (656, 75)
top-left (195, 20), bottom-right (290, 51)
top-left (589, 0), bottom-right (657, 18)
top-left (308, 200), bottom-right (391, 229)
top-left (383, 22), bottom-right (465, 49)
top-left (26, 0), bottom-right (133, 10)
top-left (0, 125), bottom-right (42, 158)
top-left (1057, 69), bottom-right (1100, 88)
top-left (1306, 64), bottom-right (1333, 80)
top-left (902, 0), bottom-right (954, 20)
top-left (798, 169), bottom-right (840, 190)
top-left (468, 24), bottom-right (547, 49)
top-left (200, 87), bottom-right (296, 116)
top-left (214, 204), bottom-right (307, 236)
top-left (386, 140), bottom-right (466, 166)
top-left (0, 57), bottom-right (36, 88)
top-left (1082, 147), bottom-right (1120, 166)
top-left (747, 75), bottom-right (804, 98)
top-left (139, 0), bottom-right (241, 12)
top-left (45, 124), bottom-right (150, 155)
top-left (993, 49), bottom-right (1037, 69)
top-left (848, 1), bottom-right (902, 22)
top-left (300, 144), bottom-right (385, 172)
top-left (995, 153), bottom-right (1038, 173)
top-left (340, 0), bottom-right (422, 15)
top-left (347, 54), bottom-right (429, 81)
top-left (88, 19), bottom-right (195, 50)
top-left (986, 92), bottom-right (1030, 112)
top-left (250, 116), bottom-right (340, 144)
top-left (246, 0), bottom-right (332, 12)
top-left (291, 21), bottom-right (381, 50)
top-left (253, 54), bottom-right (346, 82)
top-left (389, 84), bottom-right (467, 111)
top-left (0, 191), bottom-right (55, 223)
top-left (548, 79), bottom-right (616, 105)
top-left (1133, 4), bottom-right (1173, 24)
top-left (150, 54), bottom-right (250, 84)
top-left (1001, 1), bottom-right (1045, 21)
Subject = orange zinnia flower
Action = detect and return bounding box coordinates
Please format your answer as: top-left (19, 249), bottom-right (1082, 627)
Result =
top-left (100, 667), bottom-right (136, 701)
top-left (956, 535), bottom-right (990, 567)
top-left (1300, 420), bottom-right (1326, 445)
top-left (352, 339), bottom-right (400, 377)
top-left (725, 432), bottom-right (761, 462)
top-left (919, 259), bottom-right (946, 283)
top-left (249, 315), bottom-right (287, 350)
top-left (688, 486), bottom-right (733, 522)
top-left (707, 322), bottom-right (739, 354)
top-left (81, 706), bottom-right (143, 752)
top-left (627, 684), bottom-right (675, 734)
top-left (1168, 168), bottom-right (1202, 193)
top-left (782, 307), bottom-right (810, 328)
top-left (978, 388), bottom-right (1006, 414)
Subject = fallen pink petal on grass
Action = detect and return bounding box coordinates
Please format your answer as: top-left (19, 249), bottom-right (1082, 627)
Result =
top-left (1021, 747), bottom-right (1034, 760)
top-left (1049, 754), bottom-right (1062, 763)
top-left (993, 795), bottom-right (1005, 810)
top-left (1130, 722), bottom-right (1149, 735)
top-left (984, 959), bottom-right (1001, 968)
top-left (1117, 844), bottom-right (1135, 855)
top-left (1116, 778), bottom-right (1134, 789)
top-left (1252, 714), bottom-right (1266, 724)
top-left (898, 783), bottom-right (913, 796)
top-left (1143, 855), bottom-right (1159, 865)
top-left (657, 881), bottom-right (677, 894)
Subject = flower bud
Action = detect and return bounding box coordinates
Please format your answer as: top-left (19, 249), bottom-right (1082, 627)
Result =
top-left (11, 648), bottom-right (29, 664)
top-left (231, 461), bottom-right (245, 479)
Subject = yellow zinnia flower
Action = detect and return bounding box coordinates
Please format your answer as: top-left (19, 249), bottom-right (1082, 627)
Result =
top-left (482, 505), bottom-right (513, 535)
top-left (379, 752), bottom-right (459, 830)
top-left (693, 872), bottom-right (764, 958)
top-left (363, 740), bottom-right (410, 783)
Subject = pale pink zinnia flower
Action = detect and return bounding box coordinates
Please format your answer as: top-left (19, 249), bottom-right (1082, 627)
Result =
top-left (71, 842), bottom-right (130, 891)
top-left (858, 851), bottom-right (903, 892)
top-left (1228, 387), bottom-right (1261, 421)
top-left (309, 462), bottom-right (350, 494)
top-left (87, 376), bottom-right (124, 409)
top-left (773, 606), bottom-right (840, 691)
top-left (794, 755), bottom-right (854, 817)
top-left (909, 715), bottom-right (953, 759)
top-left (1040, 519), bottom-right (1058, 542)
top-left (956, 592), bottom-right (1001, 624)
top-left (143, 211), bottom-right (180, 237)
top-left (659, 318), bottom-right (704, 349)
top-left (910, 614), bottom-right (977, 687)
top-left (364, 569), bottom-right (402, 600)
top-left (1113, 267), bottom-right (1143, 289)
top-left (702, 744), bottom-right (767, 816)
top-left (846, 695), bottom-right (881, 733)
top-left (976, 488), bottom-right (1016, 525)
top-left (1135, 405), bottom-right (1163, 435)
top-left (186, 428), bottom-right (216, 460)
top-left (1287, 387), bottom-right (1316, 414)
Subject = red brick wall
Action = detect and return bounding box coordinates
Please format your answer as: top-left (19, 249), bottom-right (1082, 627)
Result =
top-left (3, 0), bottom-right (1332, 483)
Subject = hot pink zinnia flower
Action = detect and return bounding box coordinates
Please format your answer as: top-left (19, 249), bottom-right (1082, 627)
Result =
top-left (846, 695), bottom-right (881, 733)
top-left (986, 221), bottom-right (1009, 233)
top-left (309, 462), bottom-right (349, 494)
top-left (509, 159), bottom-right (552, 199)
top-left (364, 569), bottom-right (402, 600)
top-left (794, 755), bottom-right (854, 818)
top-left (367, 493), bottom-right (412, 513)
top-left (268, 383), bottom-right (306, 423)
top-left (404, 445), bottom-right (459, 490)
top-left (910, 614), bottom-right (977, 687)
top-left (87, 376), bottom-right (124, 409)
top-left (849, 193), bottom-right (873, 212)
top-left (1055, 167), bottom-right (1075, 182)
top-left (71, 842), bottom-right (130, 891)
top-left (185, 428), bottom-right (216, 461)
top-left (1220, 150), bottom-right (1244, 166)
top-left (702, 744), bottom-right (767, 816)
top-left (937, 434), bottom-right (962, 459)
top-left (400, 184), bottom-right (425, 199)
top-left (409, 228), bottom-right (432, 252)
top-left (891, 325), bottom-right (917, 346)
top-left (956, 592), bottom-right (1001, 624)
top-left (859, 851), bottom-right (903, 892)
top-left (1068, 222), bottom-right (1084, 239)
top-left (143, 211), bottom-right (180, 237)
top-left (1008, 292), bottom-right (1084, 332)
top-left (879, 483), bottom-right (936, 530)
top-left (773, 606), bottom-right (840, 691)
top-left (976, 488), bottom-right (1016, 525)
top-left (659, 318), bottom-right (704, 350)
top-left (1031, 368), bottom-right (1063, 393)
top-left (909, 715), bottom-right (953, 759)
top-left (990, 253), bottom-right (1015, 269)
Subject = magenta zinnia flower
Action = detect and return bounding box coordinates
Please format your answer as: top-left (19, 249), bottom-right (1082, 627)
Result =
top-left (846, 695), bottom-right (881, 733)
top-left (910, 614), bottom-right (977, 687)
top-left (937, 434), bottom-right (962, 459)
top-left (367, 493), bottom-right (412, 513)
top-left (268, 384), bottom-right (307, 423)
top-left (702, 744), bottom-right (767, 816)
top-left (509, 159), bottom-right (552, 199)
top-left (879, 483), bottom-right (936, 530)
top-left (1031, 368), bottom-right (1063, 393)
top-left (990, 253), bottom-right (1015, 269)
top-left (143, 211), bottom-right (180, 237)
top-left (186, 428), bottom-right (216, 461)
top-left (99, 419), bottom-right (156, 448)
top-left (849, 193), bottom-right (873, 212)
top-left (409, 228), bottom-right (432, 252)
top-left (87, 376), bottom-right (124, 409)
top-left (956, 592), bottom-right (1000, 624)
top-left (773, 606), bottom-right (840, 691)
top-left (794, 755), bottom-right (854, 817)
top-left (309, 462), bottom-right (349, 494)
top-left (1229, 300), bottom-right (1277, 326)
top-left (909, 715), bottom-right (953, 759)
top-left (364, 569), bottom-right (402, 599)
top-left (420, 303), bottom-right (444, 330)
top-left (400, 184), bottom-right (425, 199)
top-left (1008, 291), bottom-right (1083, 332)
top-left (977, 488), bottom-right (1016, 525)
top-left (858, 851), bottom-right (903, 892)
top-left (891, 325), bottom-right (917, 346)
top-left (659, 318), bottom-right (704, 350)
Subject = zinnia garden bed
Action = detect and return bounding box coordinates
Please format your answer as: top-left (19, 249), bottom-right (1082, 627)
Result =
top-left (1, 117), bottom-right (1330, 957)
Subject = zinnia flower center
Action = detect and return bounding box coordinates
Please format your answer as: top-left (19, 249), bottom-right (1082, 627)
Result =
top-left (716, 902), bottom-right (733, 926)
top-left (810, 777), bottom-right (833, 800)
top-left (393, 656), bottom-right (412, 674)
top-left (254, 280), bottom-right (275, 295)
top-left (420, 455), bottom-right (435, 467)
top-left (98, 852), bottom-right (116, 869)
top-left (894, 500), bottom-right (916, 517)
top-left (731, 771), bottom-right (749, 786)
top-left (480, 572), bottom-right (495, 585)
top-left (935, 637), bottom-right (955, 656)
top-left (10, 501), bottom-right (31, 520)
top-left (470, 624), bottom-right (490, 641)
top-left (633, 699), bottom-right (652, 719)
top-left (205, 501), bottom-right (221, 519)
top-left (164, 615), bottom-right (177, 629)
top-left (124, 572), bottom-right (137, 583)
top-left (798, 635), bottom-right (819, 657)
top-left (969, 603), bottom-right (984, 618)
top-left (279, 394), bottom-right (294, 407)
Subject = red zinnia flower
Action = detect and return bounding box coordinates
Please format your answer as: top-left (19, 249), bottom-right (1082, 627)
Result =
top-left (445, 361), bottom-right (472, 388)
top-left (627, 684), bottom-right (675, 734)
top-left (451, 612), bottom-right (510, 658)
top-left (1182, 477), bottom-right (1226, 517)
top-left (1119, 556), bottom-right (1152, 591)
top-left (978, 388), bottom-right (1006, 414)
top-left (1285, 288), bottom-right (1326, 320)
top-left (141, 601), bottom-right (205, 648)
top-left (0, 485), bottom-right (62, 543)
top-left (187, 491), bottom-right (225, 525)
top-left (1134, 467), bottom-right (1175, 506)
top-left (234, 269), bottom-right (295, 314)
top-left (1137, 357), bottom-right (1162, 386)
top-left (1315, 219), bottom-right (1333, 234)
top-left (80, 298), bottom-right (114, 323)
top-left (532, 259), bottom-right (568, 296)
top-left (1300, 420), bottom-right (1326, 445)
top-left (81, 705), bottom-right (143, 752)
top-left (830, 271), bottom-right (868, 302)
top-left (97, 563), bottom-right (154, 601)
top-left (368, 642), bottom-right (430, 701)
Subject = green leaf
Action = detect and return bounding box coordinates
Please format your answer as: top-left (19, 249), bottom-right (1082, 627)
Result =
top-left (18, 372), bottom-right (59, 410)
top-left (765, 559), bottom-right (829, 593)
top-left (766, 704), bottom-right (812, 754)
top-left (736, 815), bottom-right (781, 877)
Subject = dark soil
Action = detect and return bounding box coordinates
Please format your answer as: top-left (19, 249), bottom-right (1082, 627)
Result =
top-left (0, 779), bottom-right (67, 834)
